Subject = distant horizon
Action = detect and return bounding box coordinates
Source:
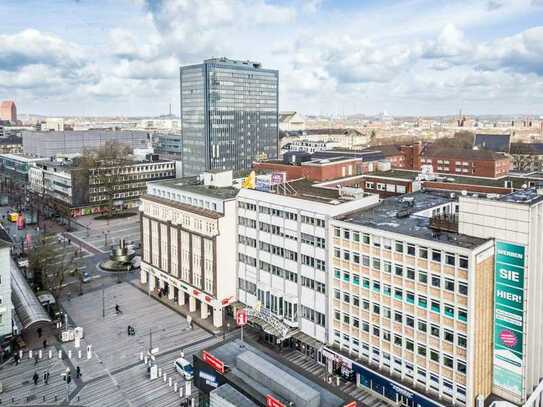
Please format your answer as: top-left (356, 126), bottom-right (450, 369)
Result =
top-left (1, 1), bottom-right (542, 116)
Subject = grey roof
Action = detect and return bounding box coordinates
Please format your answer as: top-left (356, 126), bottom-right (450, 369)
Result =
top-left (474, 133), bottom-right (511, 153)
top-left (210, 384), bottom-right (257, 407)
top-left (498, 188), bottom-right (543, 205)
top-left (11, 261), bottom-right (52, 330)
top-left (337, 191), bottom-right (490, 249)
top-left (150, 177), bottom-right (239, 200)
top-left (510, 143), bottom-right (543, 155)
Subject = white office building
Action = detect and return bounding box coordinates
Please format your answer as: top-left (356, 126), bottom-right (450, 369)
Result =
top-left (236, 180), bottom-right (378, 354)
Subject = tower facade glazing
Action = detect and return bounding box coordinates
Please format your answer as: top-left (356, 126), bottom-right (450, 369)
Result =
top-left (180, 58), bottom-right (278, 176)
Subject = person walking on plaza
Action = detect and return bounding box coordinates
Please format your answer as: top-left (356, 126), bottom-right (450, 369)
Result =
top-left (14, 352), bottom-right (19, 365)
top-left (43, 369), bottom-right (49, 384)
top-left (76, 365), bottom-right (81, 379)
top-left (33, 371), bottom-right (39, 385)
top-left (43, 339), bottom-right (47, 349)
top-left (34, 353), bottom-right (39, 365)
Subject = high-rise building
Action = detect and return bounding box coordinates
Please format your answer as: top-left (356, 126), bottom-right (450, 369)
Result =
top-left (0, 100), bottom-right (17, 123)
top-left (180, 58), bottom-right (278, 176)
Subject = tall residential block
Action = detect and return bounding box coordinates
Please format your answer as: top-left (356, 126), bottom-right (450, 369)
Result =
top-left (0, 100), bottom-right (17, 123)
top-left (180, 58), bottom-right (278, 176)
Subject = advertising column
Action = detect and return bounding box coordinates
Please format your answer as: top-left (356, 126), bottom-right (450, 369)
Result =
top-left (493, 241), bottom-right (526, 398)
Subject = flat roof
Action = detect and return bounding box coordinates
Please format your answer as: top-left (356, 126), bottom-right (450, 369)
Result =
top-left (366, 169), bottom-right (542, 190)
top-left (282, 179), bottom-right (372, 204)
top-left (497, 188), bottom-right (543, 205)
top-left (202, 339), bottom-right (345, 407)
top-left (149, 177), bottom-right (239, 200)
top-left (210, 384), bottom-right (257, 407)
top-left (336, 191), bottom-right (490, 249)
top-left (0, 153), bottom-right (47, 163)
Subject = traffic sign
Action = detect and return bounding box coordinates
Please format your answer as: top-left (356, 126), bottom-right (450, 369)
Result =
top-left (266, 394), bottom-right (285, 407)
top-left (202, 351), bottom-right (224, 374)
top-left (236, 309), bottom-right (248, 326)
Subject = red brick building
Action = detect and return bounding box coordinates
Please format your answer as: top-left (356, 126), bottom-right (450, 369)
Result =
top-left (419, 146), bottom-right (511, 178)
top-left (253, 157), bottom-right (365, 182)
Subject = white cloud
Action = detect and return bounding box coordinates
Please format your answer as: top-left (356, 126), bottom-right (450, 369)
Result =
top-left (0, 29), bottom-right (84, 71)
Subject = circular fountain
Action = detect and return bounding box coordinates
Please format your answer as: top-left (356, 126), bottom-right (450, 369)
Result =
top-left (99, 239), bottom-right (137, 272)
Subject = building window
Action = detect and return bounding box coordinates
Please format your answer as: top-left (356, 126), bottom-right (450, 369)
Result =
top-left (459, 256), bottom-right (469, 269)
top-left (395, 241), bottom-right (404, 253)
top-left (419, 247), bottom-right (428, 259)
top-left (418, 271), bottom-right (428, 284)
top-left (458, 282), bottom-right (468, 295)
top-left (431, 250), bottom-right (441, 263)
top-left (431, 300), bottom-right (440, 313)
top-left (445, 252), bottom-right (455, 266)
top-left (407, 244), bottom-right (415, 256)
top-left (431, 274), bottom-right (441, 288)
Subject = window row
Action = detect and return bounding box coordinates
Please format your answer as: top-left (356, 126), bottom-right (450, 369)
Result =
top-left (301, 276), bottom-right (326, 294)
top-left (333, 289), bottom-right (467, 348)
top-left (333, 255), bottom-right (468, 295)
top-left (259, 260), bottom-right (298, 282)
top-left (301, 305), bottom-right (326, 327)
top-left (333, 230), bottom-right (469, 269)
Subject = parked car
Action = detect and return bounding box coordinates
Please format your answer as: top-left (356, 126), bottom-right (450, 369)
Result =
top-left (174, 358), bottom-right (193, 380)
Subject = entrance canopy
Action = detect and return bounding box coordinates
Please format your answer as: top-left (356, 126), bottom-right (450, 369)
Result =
top-left (11, 262), bottom-right (52, 330)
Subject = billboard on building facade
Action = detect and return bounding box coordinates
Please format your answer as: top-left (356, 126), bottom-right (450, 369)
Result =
top-left (493, 241), bottom-right (525, 397)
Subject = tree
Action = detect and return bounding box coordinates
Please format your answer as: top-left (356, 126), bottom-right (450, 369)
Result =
top-left (78, 141), bottom-right (134, 219)
top-left (433, 131), bottom-right (474, 149)
top-left (27, 236), bottom-right (82, 298)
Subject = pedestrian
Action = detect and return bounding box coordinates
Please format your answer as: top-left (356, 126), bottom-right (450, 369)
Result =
top-left (33, 371), bottom-right (39, 385)
top-left (34, 353), bottom-right (39, 365)
top-left (14, 352), bottom-right (19, 365)
top-left (115, 304), bottom-right (121, 314)
top-left (37, 327), bottom-right (42, 338)
top-left (43, 369), bottom-right (49, 384)
top-left (43, 339), bottom-right (47, 349)
top-left (127, 325), bottom-right (131, 336)
top-left (76, 365), bottom-right (81, 379)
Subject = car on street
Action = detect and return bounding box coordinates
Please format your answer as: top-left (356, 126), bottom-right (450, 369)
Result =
top-left (174, 358), bottom-right (193, 380)
top-left (81, 271), bottom-right (92, 283)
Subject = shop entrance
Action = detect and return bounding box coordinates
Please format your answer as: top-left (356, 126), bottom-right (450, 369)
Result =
top-left (398, 394), bottom-right (415, 407)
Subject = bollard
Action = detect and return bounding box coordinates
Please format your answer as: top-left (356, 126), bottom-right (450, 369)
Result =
top-left (19, 350), bottom-right (23, 359)
top-left (174, 383), bottom-right (178, 392)
top-left (185, 381), bottom-right (191, 396)
top-left (336, 376), bottom-right (340, 386)
top-left (78, 350), bottom-right (82, 359)
top-left (140, 352), bottom-right (144, 361)
top-left (158, 368), bottom-right (162, 377)
top-left (163, 373), bottom-right (167, 383)
top-left (29, 350), bottom-right (32, 359)
top-left (68, 350), bottom-right (72, 359)
top-left (144, 356), bottom-right (148, 365)
top-left (49, 350), bottom-right (52, 359)
top-left (179, 387), bottom-right (183, 398)
top-left (168, 377), bottom-right (172, 387)
top-left (38, 350), bottom-right (42, 359)
top-left (58, 350), bottom-right (62, 359)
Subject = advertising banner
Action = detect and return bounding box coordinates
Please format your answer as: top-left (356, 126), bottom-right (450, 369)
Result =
top-left (493, 241), bottom-right (526, 397)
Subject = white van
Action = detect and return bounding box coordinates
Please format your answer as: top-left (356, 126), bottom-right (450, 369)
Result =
top-left (174, 358), bottom-right (193, 380)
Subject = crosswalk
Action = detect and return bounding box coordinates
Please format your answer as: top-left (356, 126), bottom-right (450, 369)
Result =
top-left (283, 351), bottom-right (393, 407)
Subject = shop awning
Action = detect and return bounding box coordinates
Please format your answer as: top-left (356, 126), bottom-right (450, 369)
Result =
top-left (10, 260), bottom-right (52, 330)
top-left (293, 331), bottom-right (324, 350)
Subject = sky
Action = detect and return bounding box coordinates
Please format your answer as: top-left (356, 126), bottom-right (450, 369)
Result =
top-left (1, 0), bottom-right (543, 117)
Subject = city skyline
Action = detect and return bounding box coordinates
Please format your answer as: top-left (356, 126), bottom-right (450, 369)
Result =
top-left (1, 0), bottom-right (543, 117)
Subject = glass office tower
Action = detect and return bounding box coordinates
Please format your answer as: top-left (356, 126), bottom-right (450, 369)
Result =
top-left (180, 58), bottom-right (279, 176)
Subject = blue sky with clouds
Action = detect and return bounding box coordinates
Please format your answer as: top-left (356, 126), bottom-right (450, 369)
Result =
top-left (1, 0), bottom-right (543, 116)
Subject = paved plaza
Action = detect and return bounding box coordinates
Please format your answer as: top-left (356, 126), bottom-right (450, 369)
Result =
top-left (70, 214), bottom-right (141, 254)
top-left (0, 282), bottom-right (218, 406)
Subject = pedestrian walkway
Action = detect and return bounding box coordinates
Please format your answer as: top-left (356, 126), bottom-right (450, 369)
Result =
top-left (131, 281), bottom-right (223, 336)
top-left (282, 350), bottom-right (393, 407)
top-left (70, 214), bottom-right (141, 253)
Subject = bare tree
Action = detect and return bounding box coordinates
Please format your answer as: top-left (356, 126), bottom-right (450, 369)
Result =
top-left (28, 236), bottom-right (82, 298)
top-left (78, 141), bottom-right (133, 219)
